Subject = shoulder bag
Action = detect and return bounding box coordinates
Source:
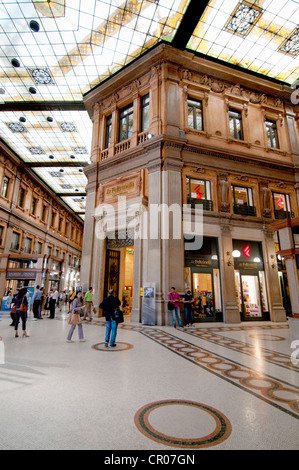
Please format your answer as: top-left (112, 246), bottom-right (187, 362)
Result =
top-left (19, 297), bottom-right (28, 313)
top-left (168, 294), bottom-right (175, 311)
top-left (113, 308), bottom-right (124, 324)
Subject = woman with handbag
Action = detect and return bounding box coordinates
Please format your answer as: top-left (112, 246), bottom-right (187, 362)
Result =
top-left (66, 291), bottom-right (86, 343)
top-left (168, 287), bottom-right (182, 328)
top-left (14, 287), bottom-right (29, 338)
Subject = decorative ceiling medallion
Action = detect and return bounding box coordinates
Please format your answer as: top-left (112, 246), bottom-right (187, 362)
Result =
top-left (73, 146), bottom-right (88, 154)
top-left (33, 0), bottom-right (65, 18)
top-left (6, 122), bottom-right (27, 133)
top-left (28, 147), bottom-right (44, 155)
top-left (225, 1), bottom-right (263, 37)
top-left (28, 67), bottom-right (55, 85)
top-left (61, 184), bottom-right (72, 189)
top-left (59, 122), bottom-right (77, 132)
top-left (279, 27), bottom-right (299, 56)
top-left (50, 172), bottom-right (64, 178)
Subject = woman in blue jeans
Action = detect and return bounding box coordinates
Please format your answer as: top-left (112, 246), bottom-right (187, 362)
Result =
top-left (168, 287), bottom-right (182, 328)
top-left (99, 289), bottom-right (121, 347)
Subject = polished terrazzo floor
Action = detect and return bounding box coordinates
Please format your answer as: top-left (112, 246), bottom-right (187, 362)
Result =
top-left (0, 306), bottom-right (298, 451)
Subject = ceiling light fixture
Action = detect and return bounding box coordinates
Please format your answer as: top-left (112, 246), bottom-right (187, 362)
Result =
top-left (29, 20), bottom-right (40, 32)
top-left (11, 58), bottom-right (20, 67)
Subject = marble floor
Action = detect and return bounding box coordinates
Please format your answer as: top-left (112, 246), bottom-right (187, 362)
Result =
top-left (0, 306), bottom-right (298, 451)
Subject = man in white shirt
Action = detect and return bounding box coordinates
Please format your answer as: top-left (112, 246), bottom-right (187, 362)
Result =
top-left (49, 288), bottom-right (59, 319)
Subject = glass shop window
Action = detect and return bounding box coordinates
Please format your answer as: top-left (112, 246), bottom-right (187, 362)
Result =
top-left (229, 109), bottom-right (243, 140)
top-left (11, 232), bottom-right (20, 250)
top-left (105, 114), bottom-right (112, 149)
top-left (18, 187), bottom-right (25, 208)
top-left (119, 104), bottom-right (133, 142)
top-left (141, 94), bottom-right (150, 132)
top-left (1, 176), bottom-right (9, 198)
top-left (272, 192), bottom-right (292, 219)
top-left (266, 120), bottom-right (279, 149)
top-left (233, 186), bottom-right (256, 216)
top-left (187, 98), bottom-right (203, 131)
top-left (188, 178), bottom-right (211, 200)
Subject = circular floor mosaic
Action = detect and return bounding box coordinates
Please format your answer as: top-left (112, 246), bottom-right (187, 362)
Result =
top-left (91, 342), bottom-right (133, 351)
top-left (134, 399), bottom-right (232, 449)
top-left (248, 334), bottom-right (285, 341)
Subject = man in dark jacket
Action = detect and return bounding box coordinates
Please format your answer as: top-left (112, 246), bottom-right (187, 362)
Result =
top-left (99, 289), bottom-right (121, 347)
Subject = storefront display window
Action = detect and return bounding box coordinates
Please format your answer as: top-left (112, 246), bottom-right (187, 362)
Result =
top-left (185, 237), bottom-right (222, 322)
top-left (233, 240), bottom-right (269, 321)
top-left (187, 178), bottom-right (213, 211)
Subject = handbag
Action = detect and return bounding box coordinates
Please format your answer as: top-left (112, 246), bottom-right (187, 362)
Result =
top-left (113, 308), bottom-right (124, 324)
top-left (168, 294), bottom-right (175, 311)
top-left (19, 297), bottom-right (28, 313)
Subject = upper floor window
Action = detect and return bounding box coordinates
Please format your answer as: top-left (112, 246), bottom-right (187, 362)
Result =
top-left (41, 204), bottom-right (48, 222)
top-left (36, 241), bottom-right (43, 254)
top-left (229, 109), bottom-right (243, 140)
top-left (105, 114), bottom-right (112, 149)
top-left (266, 120), bottom-right (279, 149)
top-left (187, 98), bottom-right (203, 131)
top-left (11, 231), bottom-right (20, 251)
top-left (273, 192), bottom-right (293, 219)
top-left (18, 187), bottom-right (25, 208)
top-left (31, 197), bottom-right (37, 215)
top-left (119, 104), bottom-right (133, 142)
top-left (141, 94), bottom-right (150, 132)
top-left (187, 177), bottom-right (213, 210)
top-left (24, 237), bottom-right (32, 254)
top-left (1, 176), bottom-right (9, 198)
top-left (233, 186), bottom-right (256, 216)
top-left (0, 225), bottom-right (4, 245)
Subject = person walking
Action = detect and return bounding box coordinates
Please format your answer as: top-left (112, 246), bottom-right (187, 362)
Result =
top-left (83, 287), bottom-right (93, 321)
top-left (168, 287), bottom-right (182, 328)
top-left (31, 285), bottom-right (43, 320)
top-left (99, 289), bottom-right (121, 348)
top-left (66, 291), bottom-right (86, 343)
top-left (14, 287), bottom-right (29, 338)
top-left (10, 288), bottom-right (19, 327)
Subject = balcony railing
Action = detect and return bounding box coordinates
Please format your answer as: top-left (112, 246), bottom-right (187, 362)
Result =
top-left (233, 204), bottom-right (256, 216)
top-left (274, 210), bottom-right (294, 220)
top-left (187, 197), bottom-right (213, 211)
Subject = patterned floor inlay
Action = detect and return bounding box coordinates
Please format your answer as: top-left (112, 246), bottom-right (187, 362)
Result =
top-left (181, 327), bottom-right (298, 372)
top-left (134, 399), bottom-right (232, 449)
top-left (139, 329), bottom-right (299, 419)
top-left (91, 342), bottom-right (133, 351)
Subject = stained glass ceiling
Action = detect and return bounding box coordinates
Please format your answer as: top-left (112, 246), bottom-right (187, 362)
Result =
top-left (0, 0), bottom-right (297, 220)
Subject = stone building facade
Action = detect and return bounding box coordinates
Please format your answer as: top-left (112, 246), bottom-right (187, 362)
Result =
top-left (82, 43), bottom-right (299, 325)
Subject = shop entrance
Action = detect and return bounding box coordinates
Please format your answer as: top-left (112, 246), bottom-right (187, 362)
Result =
top-left (233, 240), bottom-right (269, 322)
top-left (234, 271), bottom-right (269, 321)
top-left (191, 268), bottom-right (222, 322)
top-left (104, 241), bottom-right (134, 317)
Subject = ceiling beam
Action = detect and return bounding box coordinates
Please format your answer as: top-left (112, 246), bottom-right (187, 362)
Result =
top-left (58, 193), bottom-right (86, 197)
top-left (0, 101), bottom-right (86, 112)
top-left (171, 0), bottom-right (210, 50)
top-left (25, 161), bottom-right (88, 168)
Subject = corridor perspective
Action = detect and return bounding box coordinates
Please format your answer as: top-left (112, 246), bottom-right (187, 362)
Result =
top-left (0, 307), bottom-right (298, 451)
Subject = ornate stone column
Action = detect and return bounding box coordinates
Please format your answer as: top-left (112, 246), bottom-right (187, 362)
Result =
top-left (219, 221), bottom-right (240, 323)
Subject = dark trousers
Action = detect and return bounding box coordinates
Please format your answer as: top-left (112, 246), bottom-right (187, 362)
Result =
top-left (49, 299), bottom-right (56, 318)
top-left (33, 300), bottom-right (41, 318)
top-left (15, 311), bottom-right (27, 331)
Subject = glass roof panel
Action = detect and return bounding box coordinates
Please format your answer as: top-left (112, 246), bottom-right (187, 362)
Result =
top-left (187, 0), bottom-right (299, 84)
